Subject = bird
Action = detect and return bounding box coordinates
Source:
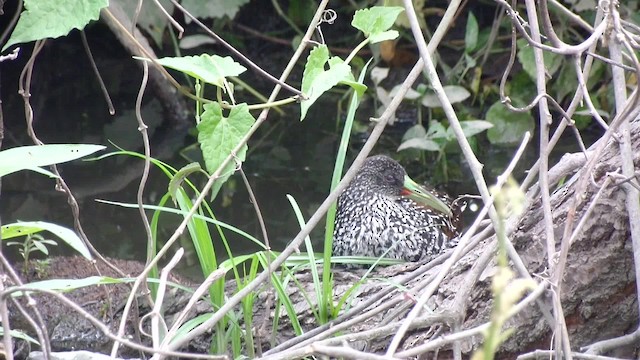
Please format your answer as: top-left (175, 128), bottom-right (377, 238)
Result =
top-left (332, 155), bottom-right (462, 263)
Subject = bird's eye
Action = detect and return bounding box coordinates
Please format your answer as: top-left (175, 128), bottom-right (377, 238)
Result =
top-left (385, 173), bottom-right (396, 184)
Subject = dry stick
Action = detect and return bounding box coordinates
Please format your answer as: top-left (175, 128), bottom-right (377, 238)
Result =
top-left (101, 6), bottom-right (203, 104)
top-left (18, 39), bottom-right (137, 356)
top-left (395, 282), bottom-right (549, 358)
top-left (522, 0), bottom-right (572, 357)
top-left (239, 168), bottom-right (271, 252)
top-left (585, 51), bottom-right (635, 71)
top-left (151, 0), bottom-right (184, 36)
top-left (147, 248), bottom-right (183, 348)
top-left (142, 2), bottom-right (331, 356)
top-left (80, 31), bottom-right (115, 115)
top-left (0, 0), bottom-right (22, 45)
top-left (583, 328), bottom-right (640, 354)
top-left (573, 54), bottom-right (610, 130)
top-left (0, 287), bottom-right (222, 360)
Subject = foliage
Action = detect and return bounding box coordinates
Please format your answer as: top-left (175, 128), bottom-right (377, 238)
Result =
top-left (7, 234), bottom-right (57, 270)
top-left (2, 0), bottom-right (108, 51)
top-left (0, 144), bottom-right (105, 178)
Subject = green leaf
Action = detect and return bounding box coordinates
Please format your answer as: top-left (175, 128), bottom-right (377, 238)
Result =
top-left (352, 6), bottom-right (404, 43)
top-left (0, 144), bottom-right (105, 178)
top-left (0, 328), bottom-right (40, 345)
top-left (465, 12), bottom-right (479, 53)
top-left (460, 120), bottom-right (493, 138)
top-left (1, 221), bottom-right (92, 260)
top-left (421, 85), bottom-right (471, 108)
top-left (517, 38), bottom-right (562, 81)
top-left (402, 124), bottom-right (427, 141)
top-left (3, 0), bottom-right (109, 52)
top-left (151, 54), bottom-right (246, 88)
top-left (168, 162), bottom-right (203, 204)
top-left (170, 313), bottom-right (213, 345)
top-left (369, 30), bottom-right (400, 44)
top-left (398, 138), bottom-right (441, 152)
top-left (32, 239), bottom-right (54, 255)
top-left (300, 45), bottom-right (366, 121)
top-left (427, 120), bottom-right (448, 139)
top-left (197, 103), bottom-right (255, 199)
top-left (399, 124), bottom-right (440, 152)
top-left (9, 276), bottom-right (122, 296)
top-left (485, 101), bottom-right (534, 145)
top-left (181, 0), bottom-right (250, 19)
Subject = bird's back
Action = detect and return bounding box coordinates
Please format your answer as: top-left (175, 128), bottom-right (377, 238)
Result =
top-left (333, 191), bottom-right (459, 262)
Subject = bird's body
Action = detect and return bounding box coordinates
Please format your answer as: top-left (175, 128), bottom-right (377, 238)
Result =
top-left (332, 155), bottom-right (460, 262)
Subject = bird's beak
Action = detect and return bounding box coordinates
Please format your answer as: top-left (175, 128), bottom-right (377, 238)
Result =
top-left (402, 175), bottom-right (452, 217)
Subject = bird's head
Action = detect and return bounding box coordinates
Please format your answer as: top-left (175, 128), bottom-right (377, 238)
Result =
top-left (353, 155), bottom-right (452, 217)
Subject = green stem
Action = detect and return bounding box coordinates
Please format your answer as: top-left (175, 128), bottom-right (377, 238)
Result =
top-left (345, 38), bottom-right (370, 65)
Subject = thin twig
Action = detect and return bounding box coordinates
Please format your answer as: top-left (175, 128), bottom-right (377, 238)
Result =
top-left (80, 31), bottom-right (115, 115)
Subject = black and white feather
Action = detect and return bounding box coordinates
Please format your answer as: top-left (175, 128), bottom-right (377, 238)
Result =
top-left (332, 155), bottom-right (460, 262)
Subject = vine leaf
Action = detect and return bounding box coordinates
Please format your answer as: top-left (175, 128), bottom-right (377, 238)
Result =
top-left (351, 6), bottom-right (404, 44)
top-left (3, 0), bottom-right (109, 52)
top-left (300, 45), bottom-right (366, 121)
top-left (151, 54), bottom-right (246, 88)
top-left (197, 103), bottom-right (255, 199)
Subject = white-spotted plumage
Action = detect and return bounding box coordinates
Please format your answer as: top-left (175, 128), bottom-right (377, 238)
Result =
top-left (332, 155), bottom-right (459, 262)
